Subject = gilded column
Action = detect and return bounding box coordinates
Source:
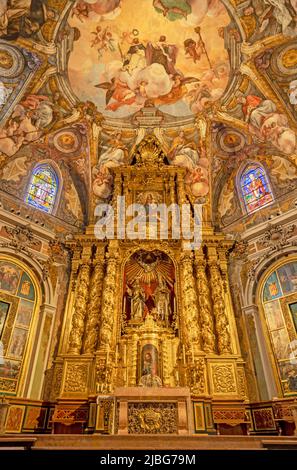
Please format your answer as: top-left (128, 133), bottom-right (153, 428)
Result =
top-left (98, 243), bottom-right (119, 349)
top-left (68, 262), bottom-right (91, 354)
top-left (209, 260), bottom-right (232, 354)
top-left (83, 247), bottom-right (105, 354)
top-left (180, 252), bottom-right (202, 353)
top-left (194, 251), bottom-right (216, 353)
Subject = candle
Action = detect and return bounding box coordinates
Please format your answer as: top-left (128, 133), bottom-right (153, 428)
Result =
top-left (106, 346), bottom-right (109, 364)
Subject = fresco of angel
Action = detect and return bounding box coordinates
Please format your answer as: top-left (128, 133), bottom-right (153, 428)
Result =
top-left (236, 92), bottom-right (296, 155)
top-left (0, 94), bottom-right (54, 157)
top-left (166, 128), bottom-right (209, 198)
top-left (92, 129), bottom-right (135, 200)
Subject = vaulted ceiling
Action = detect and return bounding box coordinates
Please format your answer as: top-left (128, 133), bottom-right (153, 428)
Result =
top-left (0, 0), bottom-right (296, 234)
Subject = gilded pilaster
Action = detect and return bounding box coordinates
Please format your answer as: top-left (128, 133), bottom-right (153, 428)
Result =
top-left (180, 252), bottom-right (202, 353)
top-left (194, 251), bottom-right (216, 354)
top-left (83, 247), bottom-right (105, 354)
top-left (209, 255), bottom-right (232, 355)
top-left (68, 262), bottom-right (91, 354)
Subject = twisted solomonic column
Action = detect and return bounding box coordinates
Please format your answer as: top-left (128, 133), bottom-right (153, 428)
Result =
top-left (98, 247), bottom-right (119, 349)
top-left (68, 263), bottom-right (91, 354)
top-left (194, 255), bottom-right (216, 354)
top-left (180, 253), bottom-right (202, 353)
top-left (83, 251), bottom-right (105, 354)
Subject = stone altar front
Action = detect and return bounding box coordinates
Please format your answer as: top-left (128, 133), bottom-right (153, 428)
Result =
top-left (114, 387), bottom-right (193, 435)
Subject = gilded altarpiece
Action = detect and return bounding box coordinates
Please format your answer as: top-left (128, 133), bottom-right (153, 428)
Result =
top-left (52, 138), bottom-right (248, 434)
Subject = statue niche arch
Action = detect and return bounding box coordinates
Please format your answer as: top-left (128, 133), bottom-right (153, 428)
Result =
top-left (123, 250), bottom-right (176, 328)
top-left (120, 249), bottom-right (179, 388)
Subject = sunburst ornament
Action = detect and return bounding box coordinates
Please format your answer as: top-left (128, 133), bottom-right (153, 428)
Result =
top-left (125, 251), bottom-right (174, 287)
top-left (134, 136), bottom-right (167, 167)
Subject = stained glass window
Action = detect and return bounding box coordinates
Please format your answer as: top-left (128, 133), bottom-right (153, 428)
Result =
top-left (26, 164), bottom-right (58, 213)
top-left (240, 165), bottom-right (273, 214)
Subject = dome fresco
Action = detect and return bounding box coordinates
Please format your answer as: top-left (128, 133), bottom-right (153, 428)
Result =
top-left (68, 0), bottom-right (231, 117)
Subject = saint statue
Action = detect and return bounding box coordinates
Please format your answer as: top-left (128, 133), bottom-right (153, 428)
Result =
top-left (128, 280), bottom-right (145, 322)
top-left (153, 275), bottom-right (171, 326)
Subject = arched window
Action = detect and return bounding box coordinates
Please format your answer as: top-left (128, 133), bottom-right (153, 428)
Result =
top-left (240, 164), bottom-right (273, 214)
top-left (25, 164), bottom-right (58, 213)
top-left (262, 260), bottom-right (297, 395)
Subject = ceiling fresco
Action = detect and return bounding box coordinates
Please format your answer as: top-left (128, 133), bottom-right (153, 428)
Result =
top-left (68, 0), bottom-right (231, 117)
top-left (0, 1), bottom-right (296, 232)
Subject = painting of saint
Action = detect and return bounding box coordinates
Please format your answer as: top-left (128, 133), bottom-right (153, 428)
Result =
top-left (277, 262), bottom-right (297, 295)
top-left (16, 299), bottom-right (33, 328)
top-left (167, 129), bottom-right (209, 198)
top-left (263, 272), bottom-right (282, 302)
top-left (289, 302), bottom-right (297, 334)
top-left (279, 361), bottom-right (297, 392)
top-left (264, 300), bottom-right (284, 331)
top-left (236, 92), bottom-right (296, 155)
top-left (93, 131), bottom-right (132, 200)
top-left (17, 272), bottom-right (35, 300)
top-left (0, 262), bottom-right (20, 294)
top-left (0, 300), bottom-right (10, 338)
top-left (139, 344), bottom-right (162, 387)
top-left (0, 1), bottom-right (49, 40)
top-left (0, 94), bottom-right (54, 157)
top-left (8, 328), bottom-right (28, 358)
top-left (0, 359), bottom-right (21, 379)
top-left (271, 328), bottom-right (291, 360)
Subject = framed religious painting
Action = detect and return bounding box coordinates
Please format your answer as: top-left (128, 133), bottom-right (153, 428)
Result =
top-left (0, 299), bottom-right (10, 338)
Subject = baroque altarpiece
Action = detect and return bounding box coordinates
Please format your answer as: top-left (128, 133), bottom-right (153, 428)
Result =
top-left (0, 0), bottom-right (297, 437)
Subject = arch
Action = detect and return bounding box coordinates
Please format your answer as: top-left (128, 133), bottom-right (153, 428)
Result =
top-left (25, 162), bottom-right (61, 215)
top-left (243, 251), bottom-right (297, 399)
top-left (0, 255), bottom-right (40, 397)
top-left (237, 162), bottom-right (274, 215)
top-left (121, 249), bottom-right (176, 329)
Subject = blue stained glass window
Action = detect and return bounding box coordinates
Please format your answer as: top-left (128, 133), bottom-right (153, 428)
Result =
top-left (240, 165), bottom-right (273, 214)
top-left (25, 164), bottom-right (58, 213)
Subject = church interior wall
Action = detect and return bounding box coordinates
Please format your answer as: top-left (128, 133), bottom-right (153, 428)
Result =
top-left (0, 0), bottom-right (296, 438)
